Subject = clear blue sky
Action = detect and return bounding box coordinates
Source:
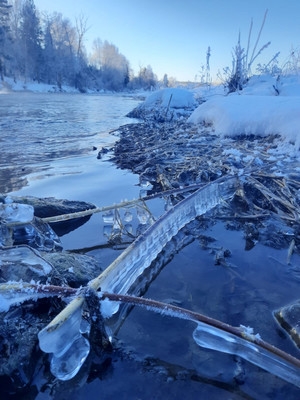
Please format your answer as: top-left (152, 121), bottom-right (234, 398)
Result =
top-left (34, 0), bottom-right (300, 82)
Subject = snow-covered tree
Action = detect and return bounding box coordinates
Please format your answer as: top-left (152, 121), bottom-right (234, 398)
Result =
top-left (88, 40), bottom-right (130, 90)
top-left (90, 37), bottom-right (102, 69)
top-left (137, 65), bottom-right (157, 89)
top-left (18, 0), bottom-right (43, 81)
top-left (162, 73), bottom-right (169, 87)
top-left (0, 0), bottom-right (11, 79)
top-left (2, 1), bottom-right (157, 91)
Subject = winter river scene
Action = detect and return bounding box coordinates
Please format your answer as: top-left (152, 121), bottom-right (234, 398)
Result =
top-left (1, 1), bottom-right (300, 399)
top-left (0, 80), bottom-right (300, 400)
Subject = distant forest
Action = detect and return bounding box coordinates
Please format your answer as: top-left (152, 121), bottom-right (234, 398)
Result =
top-left (0, 0), bottom-right (163, 91)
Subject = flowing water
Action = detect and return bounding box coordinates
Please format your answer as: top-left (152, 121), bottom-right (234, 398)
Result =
top-left (0, 92), bottom-right (300, 399)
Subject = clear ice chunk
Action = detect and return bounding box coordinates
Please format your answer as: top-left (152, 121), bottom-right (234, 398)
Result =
top-left (38, 303), bottom-right (84, 356)
top-left (0, 246), bottom-right (53, 276)
top-left (123, 210), bottom-right (133, 223)
top-left (50, 334), bottom-right (90, 381)
top-left (193, 322), bottom-right (300, 388)
top-left (102, 210), bottom-right (114, 224)
top-left (136, 207), bottom-right (149, 225)
top-left (0, 202), bottom-right (34, 224)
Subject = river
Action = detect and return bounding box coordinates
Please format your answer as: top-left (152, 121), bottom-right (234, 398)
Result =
top-left (0, 92), bottom-right (300, 399)
top-left (0, 92), bottom-right (144, 250)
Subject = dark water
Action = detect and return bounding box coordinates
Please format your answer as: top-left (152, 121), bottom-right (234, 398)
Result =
top-left (1, 93), bottom-right (300, 399)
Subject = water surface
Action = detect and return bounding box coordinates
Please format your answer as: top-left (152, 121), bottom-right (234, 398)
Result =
top-left (1, 92), bottom-right (300, 399)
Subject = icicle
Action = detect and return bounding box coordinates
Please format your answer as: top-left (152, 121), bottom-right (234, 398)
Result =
top-left (92, 176), bottom-right (237, 317)
top-left (50, 334), bottom-right (90, 381)
top-left (101, 292), bottom-right (300, 388)
top-left (39, 302), bottom-right (84, 355)
top-left (193, 322), bottom-right (300, 388)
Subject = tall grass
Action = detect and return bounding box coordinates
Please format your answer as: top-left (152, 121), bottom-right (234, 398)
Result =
top-left (223, 9), bottom-right (271, 92)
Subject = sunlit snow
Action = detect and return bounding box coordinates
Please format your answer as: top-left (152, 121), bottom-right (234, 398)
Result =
top-left (188, 75), bottom-right (300, 149)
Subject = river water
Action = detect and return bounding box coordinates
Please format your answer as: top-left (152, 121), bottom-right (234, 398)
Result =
top-left (1, 92), bottom-right (300, 399)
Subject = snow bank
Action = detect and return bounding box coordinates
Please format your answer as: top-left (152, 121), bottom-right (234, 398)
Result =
top-left (143, 88), bottom-right (196, 109)
top-left (188, 75), bottom-right (300, 149)
top-left (127, 87), bottom-right (197, 120)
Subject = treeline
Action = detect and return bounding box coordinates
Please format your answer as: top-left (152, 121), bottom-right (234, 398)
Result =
top-left (0, 0), bottom-right (161, 91)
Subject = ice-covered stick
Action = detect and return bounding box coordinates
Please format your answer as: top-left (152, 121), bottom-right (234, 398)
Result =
top-left (4, 280), bottom-right (299, 386)
top-left (101, 292), bottom-right (300, 388)
top-left (40, 183), bottom-right (205, 224)
top-left (0, 282), bottom-right (78, 312)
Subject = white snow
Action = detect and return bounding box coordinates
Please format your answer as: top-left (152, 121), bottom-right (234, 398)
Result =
top-left (128, 87), bottom-right (198, 119)
top-left (0, 77), bottom-right (79, 93)
top-left (143, 87), bottom-right (196, 109)
top-left (188, 95), bottom-right (300, 145)
top-left (188, 75), bottom-right (300, 149)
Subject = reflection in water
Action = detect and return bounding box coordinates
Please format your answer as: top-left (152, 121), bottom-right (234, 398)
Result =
top-left (0, 166), bottom-right (29, 193)
top-left (0, 92), bottom-right (140, 193)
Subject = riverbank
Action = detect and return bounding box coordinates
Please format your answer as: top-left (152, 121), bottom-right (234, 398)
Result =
top-left (0, 79), bottom-right (300, 399)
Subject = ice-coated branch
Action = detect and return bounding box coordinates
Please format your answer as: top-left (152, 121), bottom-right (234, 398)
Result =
top-left (2, 281), bottom-right (300, 387)
top-left (40, 183), bottom-right (205, 224)
top-left (101, 291), bottom-right (300, 388)
top-left (0, 282), bottom-right (78, 312)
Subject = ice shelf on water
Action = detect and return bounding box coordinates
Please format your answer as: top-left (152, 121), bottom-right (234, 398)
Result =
top-left (193, 322), bottom-right (300, 388)
top-left (94, 176), bottom-right (237, 318)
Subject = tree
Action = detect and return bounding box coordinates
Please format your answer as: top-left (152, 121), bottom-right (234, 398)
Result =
top-left (90, 37), bottom-right (102, 69)
top-left (89, 39), bottom-right (130, 90)
top-left (162, 73), bottom-right (169, 87)
top-left (0, 0), bottom-right (11, 80)
top-left (19, 0), bottom-right (43, 81)
top-left (41, 12), bottom-right (77, 88)
top-left (138, 65), bottom-right (157, 90)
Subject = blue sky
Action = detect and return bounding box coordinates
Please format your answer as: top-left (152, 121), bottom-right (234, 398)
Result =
top-left (34, 0), bottom-right (300, 82)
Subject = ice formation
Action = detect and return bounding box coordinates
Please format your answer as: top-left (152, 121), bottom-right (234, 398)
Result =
top-left (0, 198), bottom-right (34, 224)
top-left (193, 322), bottom-right (300, 388)
top-left (38, 301), bottom-right (91, 380)
top-left (0, 246), bottom-right (53, 276)
top-left (93, 176), bottom-right (237, 317)
top-left (38, 175), bottom-right (237, 381)
top-left (0, 285), bottom-right (50, 312)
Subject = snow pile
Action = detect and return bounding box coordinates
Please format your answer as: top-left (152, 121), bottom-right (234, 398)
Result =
top-left (127, 87), bottom-right (198, 120)
top-left (143, 88), bottom-right (196, 109)
top-left (188, 75), bottom-right (300, 149)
